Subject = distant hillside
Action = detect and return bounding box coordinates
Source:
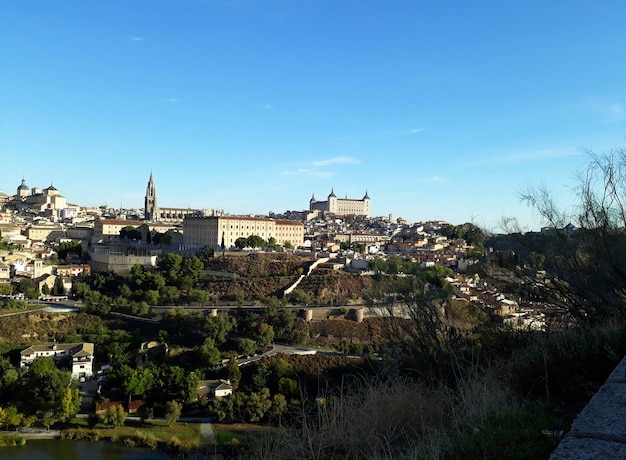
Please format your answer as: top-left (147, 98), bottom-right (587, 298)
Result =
top-left (202, 253), bottom-right (400, 304)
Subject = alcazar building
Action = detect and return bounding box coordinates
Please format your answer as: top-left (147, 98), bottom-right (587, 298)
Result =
top-left (309, 189), bottom-right (371, 217)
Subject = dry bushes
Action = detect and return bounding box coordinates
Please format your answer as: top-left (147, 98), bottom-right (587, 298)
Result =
top-left (240, 377), bottom-right (451, 459)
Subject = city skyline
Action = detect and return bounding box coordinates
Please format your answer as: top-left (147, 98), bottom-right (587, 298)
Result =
top-left (3, 1), bottom-right (626, 231)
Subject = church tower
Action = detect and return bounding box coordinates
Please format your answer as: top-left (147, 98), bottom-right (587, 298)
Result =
top-left (144, 172), bottom-right (158, 221)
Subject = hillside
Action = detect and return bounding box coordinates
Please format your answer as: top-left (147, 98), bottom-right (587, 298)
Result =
top-left (203, 253), bottom-right (398, 304)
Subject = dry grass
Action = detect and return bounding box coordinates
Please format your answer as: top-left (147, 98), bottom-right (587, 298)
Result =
top-left (238, 376), bottom-right (456, 459)
top-left (233, 366), bottom-right (553, 460)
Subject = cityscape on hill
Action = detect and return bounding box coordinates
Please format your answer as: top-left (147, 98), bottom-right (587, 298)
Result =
top-left (3, 1), bottom-right (626, 458)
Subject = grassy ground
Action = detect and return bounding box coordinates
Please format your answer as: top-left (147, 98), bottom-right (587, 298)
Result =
top-left (212, 423), bottom-right (276, 444)
top-left (70, 418), bottom-right (201, 445)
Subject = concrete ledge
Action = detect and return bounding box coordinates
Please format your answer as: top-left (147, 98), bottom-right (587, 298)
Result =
top-left (551, 356), bottom-right (626, 459)
top-left (551, 436), bottom-right (626, 460)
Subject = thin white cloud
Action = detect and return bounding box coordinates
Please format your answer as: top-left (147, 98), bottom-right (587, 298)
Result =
top-left (314, 156), bottom-right (360, 167)
top-left (264, 104), bottom-right (273, 110)
top-left (473, 148), bottom-right (580, 165)
top-left (585, 98), bottom-right (625, 123)
top-left (431, 175), bottom-right (445, 182)
top-left (281, 169), bottom-right (336, 178)
top-left (168, 98), bottom-right (179, 103)
top-left (130, 36), bottom-right (144, 41)
top-left (409, 128), bottom-right (425, 134)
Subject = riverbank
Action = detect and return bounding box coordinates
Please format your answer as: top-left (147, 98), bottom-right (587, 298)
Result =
top-left (4, 427), bottom-right (60, 439)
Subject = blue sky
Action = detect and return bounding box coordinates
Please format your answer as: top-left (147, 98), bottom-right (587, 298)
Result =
top-left (2, 1), bottom-right (626, 232)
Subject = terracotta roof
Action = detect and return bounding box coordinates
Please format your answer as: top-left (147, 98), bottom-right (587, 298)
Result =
top-left (98, 219), bottom-right (134, 225)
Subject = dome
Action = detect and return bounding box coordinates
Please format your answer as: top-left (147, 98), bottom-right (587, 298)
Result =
top-left (17, 178), bottom-right (29, 191)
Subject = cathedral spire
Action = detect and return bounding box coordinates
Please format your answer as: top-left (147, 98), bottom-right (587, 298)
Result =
top-left (145, 172), bottom-right (158, 221)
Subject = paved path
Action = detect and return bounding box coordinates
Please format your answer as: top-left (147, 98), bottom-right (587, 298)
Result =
top-left (15, 427), bottom-right (60, 439)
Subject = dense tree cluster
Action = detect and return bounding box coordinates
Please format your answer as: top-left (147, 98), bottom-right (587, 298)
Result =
top-left (234, 235), bottom-right (280, 250)
top-left (0, 356), bottom-right (81, 428)
top-left (74, 254), bottom-right (207, 314)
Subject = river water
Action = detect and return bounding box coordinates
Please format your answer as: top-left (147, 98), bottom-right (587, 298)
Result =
top-left (0, 439), bottom-right (168, 459)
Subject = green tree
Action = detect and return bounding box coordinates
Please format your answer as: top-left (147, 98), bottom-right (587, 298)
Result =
top-left (137, 405), bottom-right (154, 425)
top-left (257, 323), bottom-right (274, 347)
top-left (0, 284), bottom-right (12, 296)
top-left (263, 301), bottom-right (296, 339)
top-left (28, 356), bottom-right (56, 376)
top-left (23, 359), bottom-right (77, 417)
top-left (159, 285), bottom-right (180, 304)
top-left (268, 393), bottom-right (288, 423)
top-left (99, 404), bottom-right (126, 427)
top-left (41, 414), bottom-right (57, 431)
top-left (157, 253), bottom-right (183, 283)
top-left (252, 363), bottom-right (270, 391)
top-left (73, 281), bottom-right (90, 298)
top-left (123, 367), bottom-right (155, 398)
top-left (57, 241), bottom-right (83, 261)
top-left (198, 338), bottom-right (222, 367)
top-left (245, 388), bottom-right (272, 422)
top-left (83, 290), bottom-right (111, 315)
top-left (181, 257), bottom-right (204, 284)
top-left (238, 338), bottom-right (257, 357)
top-left (278, 377), bottom-right (299, 399)
top-left (226, 359), bottom-right (242, 389)
top-left (152, 365), bottom-right (199, 403)
top-left (152, 232), bottom-right (172, 245)
top-left (1, 406), bottom-right (21, 431)
top-left (247, 235), bottom-right (267, 248)
top-left (204, 314), bottom-right (233, 345)
top-left (189, 289), bottom-right (211, 304)
top-left (164, 400), bottom-right (182, 426)
top-left (289, 289), bottom-right (312, 305)
top-left (41, 284), bottom-right (50, 296)
top-left (118, 283), bottom-right (132, 299)
top-left (59, 387), bottom-right (81, 422)
top-left (18, 278), bottom-right (38, 299)
top-left (144, 289), bottom-right (160, 306)
top-left (120, 226), bottom-right (141, 241)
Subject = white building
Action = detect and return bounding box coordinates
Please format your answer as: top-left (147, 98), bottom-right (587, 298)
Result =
top-left (20, 342), bottom-right (95, 379)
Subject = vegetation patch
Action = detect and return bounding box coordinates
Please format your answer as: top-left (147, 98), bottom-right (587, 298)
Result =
top-left (0, 434), bottom-right (26, 447)
top-left (97, 419), bottom-right (201, 447)
top-left (60, 428), bottom-right (101, 441)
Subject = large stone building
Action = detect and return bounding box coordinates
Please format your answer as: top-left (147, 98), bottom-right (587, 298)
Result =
top-left (183, 215), bottom-right (304, 250)
top-left (5, 179), bottom-right (68, 219)
top-left (309, 189), bottom-right (371, 217)
top-left (93, 218), bottom-right (135, 243)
